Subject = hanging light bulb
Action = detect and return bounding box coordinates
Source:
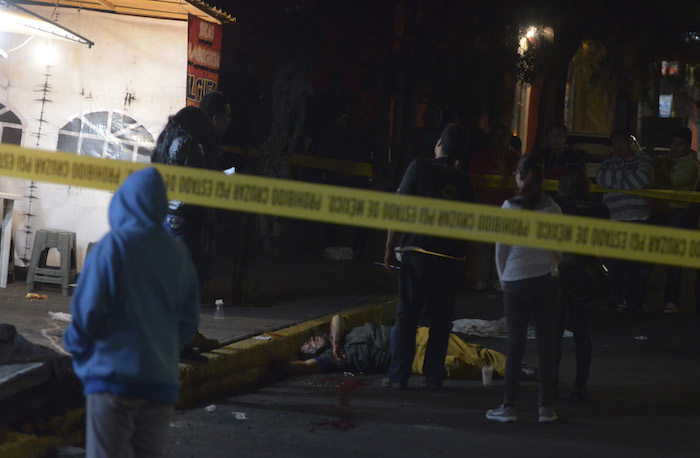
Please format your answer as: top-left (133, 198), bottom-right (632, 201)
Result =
top-left (34, 39), bottom-right (57, 65)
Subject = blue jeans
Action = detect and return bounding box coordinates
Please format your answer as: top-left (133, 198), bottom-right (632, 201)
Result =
top-left (607, 256), bottom-right (647, 309)
top-left (502, 274), bottom-right (558, 408)
top-left (606, 219), bottom-right (649, 309)
top-left (86, 393), bottom-right (174, 458)
top-left (389, 253), bottom-right (461, 386)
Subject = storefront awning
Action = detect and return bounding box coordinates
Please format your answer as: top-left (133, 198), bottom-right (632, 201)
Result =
top-left (12, 0), bottom-right (235, 24)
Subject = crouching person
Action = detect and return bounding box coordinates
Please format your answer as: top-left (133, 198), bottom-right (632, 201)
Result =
top-left (64, 167), bottom-right (200, 458)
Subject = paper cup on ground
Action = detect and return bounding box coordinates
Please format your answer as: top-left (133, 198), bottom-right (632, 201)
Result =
top-left (481, 365), bottom-right (494, 387)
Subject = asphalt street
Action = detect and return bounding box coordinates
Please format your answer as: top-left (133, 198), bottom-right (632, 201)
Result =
top-left (167, 272), bottom-right (700, 458)
top-left (167, 368), bottom-right (699, 458)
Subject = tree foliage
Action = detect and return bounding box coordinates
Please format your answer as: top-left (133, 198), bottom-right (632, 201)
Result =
top-left (518, 0), bottom-right (700, 138)
top-left (216, 0), bottom-right (700, 162)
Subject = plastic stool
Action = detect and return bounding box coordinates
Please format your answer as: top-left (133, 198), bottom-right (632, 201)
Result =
top-left (25, 229), bottom-right (77, 296)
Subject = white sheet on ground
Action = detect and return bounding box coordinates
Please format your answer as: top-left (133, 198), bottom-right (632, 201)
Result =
top-left (452, 317), bottom-right (572, 339)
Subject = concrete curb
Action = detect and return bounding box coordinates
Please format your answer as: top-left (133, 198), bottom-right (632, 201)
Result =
top-left (0, 362), bottom-right (52, 402)
top-left (0, 431), bottom-right (61, 458)
top-left (177, 294), bottom-right (397, 407)
top-left (0, 407), bottom-right (84, 458)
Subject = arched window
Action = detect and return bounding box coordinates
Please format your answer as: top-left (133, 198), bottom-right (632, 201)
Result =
top-left (57, 111), bottom-right (154, 163)
top-left (0, 102), bottom-right (26, 145)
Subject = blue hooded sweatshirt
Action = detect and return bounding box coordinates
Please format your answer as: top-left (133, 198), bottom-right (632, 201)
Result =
top-left (64, 167), bottom-right (200, 404)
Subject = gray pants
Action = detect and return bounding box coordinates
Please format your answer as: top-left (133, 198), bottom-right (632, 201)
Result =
top-left (86, 393), bottom-right (174, 458)
top-left (502, 274), bottom-right (558, 408)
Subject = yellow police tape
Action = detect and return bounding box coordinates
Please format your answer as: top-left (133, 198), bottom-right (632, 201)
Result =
top-left (2, 144), bottom-right (700, 268)
top-left (471, 174), bottom-right (700, 203)
top-left (227, 146), bottom-right (698, 203)
top-left (222, 146), bottom-right (374, 178)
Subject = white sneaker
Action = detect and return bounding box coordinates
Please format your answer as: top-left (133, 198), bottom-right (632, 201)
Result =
top-left (664, 302), bottom-right (679, 314)
top-left (486, 405), bottom-right (517, 422)
top-left (538, 406), bottom-right (558, 423)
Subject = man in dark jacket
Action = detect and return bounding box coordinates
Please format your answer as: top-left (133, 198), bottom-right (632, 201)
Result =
top-left (151, 106), bottom-right (220, 361)
top-left (383, 123), bottom-right (475, 389)
top-left (200, 91), bottom-right (233, 171)
top-left (533, 123), bottom-right (585, 179)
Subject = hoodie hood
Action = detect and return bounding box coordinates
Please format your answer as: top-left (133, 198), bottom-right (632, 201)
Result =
top-left (108, 167), bottom-right (168, 230)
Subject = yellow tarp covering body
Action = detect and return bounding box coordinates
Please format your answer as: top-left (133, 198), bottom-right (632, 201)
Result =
top-left (412, 327), bottom-right (506, 379)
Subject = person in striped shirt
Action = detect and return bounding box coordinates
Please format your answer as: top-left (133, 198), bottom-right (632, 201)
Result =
top-left (596, 129), bottom-right (654, 312)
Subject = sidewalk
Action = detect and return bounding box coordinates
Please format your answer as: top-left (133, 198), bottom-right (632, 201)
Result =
top-left (0, 229), bottom-right (400, 404)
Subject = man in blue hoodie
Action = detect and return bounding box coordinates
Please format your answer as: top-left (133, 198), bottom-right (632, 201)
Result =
top-left (64, 167), bottom-right (200, 458)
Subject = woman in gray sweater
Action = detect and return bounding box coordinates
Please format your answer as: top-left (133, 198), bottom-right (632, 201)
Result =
top-left (486, 153), bottom-right (562, 423)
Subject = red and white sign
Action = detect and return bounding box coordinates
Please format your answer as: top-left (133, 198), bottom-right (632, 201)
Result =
top-left (187, 15), bottom-right (222, 106)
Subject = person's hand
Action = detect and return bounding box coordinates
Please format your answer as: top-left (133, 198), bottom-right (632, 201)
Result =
top-left (384, 246), bottom-right (396, 274)
top-left (332, 343), bottom-right (346, 361)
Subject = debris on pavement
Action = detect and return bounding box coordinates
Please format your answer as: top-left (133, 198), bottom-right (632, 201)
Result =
top-left (324, 246), bottom-right (355, 261)
top-left (48, 312), bottom-right (72, 322)
top-left (214, 299), bottom-right (225, 319)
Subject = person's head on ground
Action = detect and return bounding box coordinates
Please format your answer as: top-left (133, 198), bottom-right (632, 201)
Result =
top-left (434, 123), bottom-right (467, 159)
top-left (511, 153), bottom-right (544, 209)
top-left (299, 334), bottom-right (330, 360)
top-left (109, 167), bottom-right (167, 231)
top-left (609, 129), bottom-right (635, 159)
top-left (151, 106), bottom-right (212, 163)
top-left (490, 122), bottom-right (511, 151)
top-left (670, 126), bottom-right (693, 158)
top-left (200, 91), bottom-right (232, 138)
top-left (558, 164), bottom-right (591, 202)
top-left (547, 123), bottom-right (568, 152)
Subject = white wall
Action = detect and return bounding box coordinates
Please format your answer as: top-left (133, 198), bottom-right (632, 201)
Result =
top-left (0, 6), bottom-right (188, 269)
